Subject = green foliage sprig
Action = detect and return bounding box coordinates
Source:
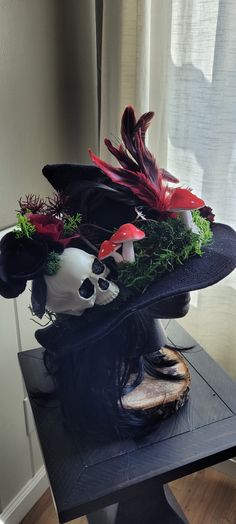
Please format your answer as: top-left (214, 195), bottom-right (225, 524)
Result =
top-left (63, 213), bottom-right (82, 237)
top-left (28, 304), bottom-right (56, 326)
top-left (14, 214), bottom-right (36, 239)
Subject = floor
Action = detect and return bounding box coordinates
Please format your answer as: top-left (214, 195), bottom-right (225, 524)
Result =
top-left (20, 467), bottom-right (236, 524)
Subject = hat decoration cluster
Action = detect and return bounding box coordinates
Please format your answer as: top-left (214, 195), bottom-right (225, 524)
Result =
top-left (0, 106), bottom-right (214, 319)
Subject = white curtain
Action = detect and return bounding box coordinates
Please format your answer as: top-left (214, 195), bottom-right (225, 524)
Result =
top-left (100, 0), bottom-right (236, 377)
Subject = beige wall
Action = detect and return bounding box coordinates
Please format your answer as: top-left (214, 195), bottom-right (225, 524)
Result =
top-left (0, 0), bottom-right (98, 229)
top-left (0, 0), bottom-right (98, 515)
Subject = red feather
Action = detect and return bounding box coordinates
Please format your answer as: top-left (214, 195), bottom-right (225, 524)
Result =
top-left (134, 111), bottom-right (155, 141)
top-left (120, 107), bottom-right (176, 187)
top-left (160, 169), bottom-right (179, 184)
top-left (89, 107), bottom-right (204, 213)
top-left (121, 106), bottom-right (137, 159)
top-left (104, 139), bottom-right (138, 172)
top-left (89, 149), bottom-right (169, 211)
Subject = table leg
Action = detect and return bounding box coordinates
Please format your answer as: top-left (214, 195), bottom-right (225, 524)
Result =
top-left (87, 503), bottom-right (118, 524)
top-left (87, 483), bottom-right (188, 524)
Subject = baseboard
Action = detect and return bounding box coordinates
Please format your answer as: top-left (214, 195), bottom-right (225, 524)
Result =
top-left (213, 458), bottom-right (236, 479)
top-left (0, 466), bottom-right (49, 524)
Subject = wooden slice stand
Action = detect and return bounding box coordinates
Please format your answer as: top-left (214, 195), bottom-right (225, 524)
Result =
top-left (122, 348), bottom-right (191, 417)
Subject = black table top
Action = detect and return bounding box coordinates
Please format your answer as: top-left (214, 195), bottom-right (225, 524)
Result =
top-left (18, 320), bottom-right (236, 523)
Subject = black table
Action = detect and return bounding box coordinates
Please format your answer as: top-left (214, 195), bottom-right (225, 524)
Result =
top-left (18, 320), bottom-right (236, 524)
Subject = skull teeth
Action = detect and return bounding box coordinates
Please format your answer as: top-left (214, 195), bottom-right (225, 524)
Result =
top-left (95, 281), bottom-right (119, 305)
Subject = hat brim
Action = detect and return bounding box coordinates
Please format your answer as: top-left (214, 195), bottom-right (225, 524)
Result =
top-left (35, 223), bottom-right (236, 351)
top-left (43, 164), bottom-right (101, 191)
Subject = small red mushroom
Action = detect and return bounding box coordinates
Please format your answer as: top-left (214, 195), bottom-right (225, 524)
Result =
top-left (168, 188), bottom-right (205, 233)
top-left (168, 188), bottom-right (204, 211)
top-left (111, 223), bottom-right (145, 263)
top-left (98, 240), bottom-right (123, 263)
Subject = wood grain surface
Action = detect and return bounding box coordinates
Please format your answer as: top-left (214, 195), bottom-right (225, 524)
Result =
top-left (122, 348), bottom-right (190, 410)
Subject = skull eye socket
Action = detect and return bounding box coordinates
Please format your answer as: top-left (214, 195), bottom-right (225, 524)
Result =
top-left (98, 278), bottom-right (109, 291)
top-left (79, 278), bottom-right (95, 299)
top-left (92, 258), bottom-right (105, 275)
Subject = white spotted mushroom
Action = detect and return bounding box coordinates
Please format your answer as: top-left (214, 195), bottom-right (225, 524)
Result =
top-left (98, 240), bottom-right (123, 263)
top-left (110, 223), bottom-right (145, 263)
top-left (167, 188), bottom-right (205, 234)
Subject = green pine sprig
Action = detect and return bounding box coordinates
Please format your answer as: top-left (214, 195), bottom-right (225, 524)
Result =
top-left (14, 214), bottom-right (36, 239)
top-left (63, 213), bottom-right (82, 237)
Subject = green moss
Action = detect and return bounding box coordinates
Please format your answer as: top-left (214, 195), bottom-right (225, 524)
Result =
top-left (115, 213), bottom-right (212, 298)
top-left (192, 210), bottom-right (213, 243)
top-left (44, 251), bottom-right (61, 275)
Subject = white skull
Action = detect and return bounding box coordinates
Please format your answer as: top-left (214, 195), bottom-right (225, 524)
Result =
top-left (44, 248), bottom-right (119, 316)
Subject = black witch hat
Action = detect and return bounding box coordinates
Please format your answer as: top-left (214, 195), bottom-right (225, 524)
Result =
top-left (38, 106), bottom-right (236, 350)
top-left (1, 106), bottom-right (236, 438)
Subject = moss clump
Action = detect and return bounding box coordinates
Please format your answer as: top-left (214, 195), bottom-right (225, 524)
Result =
top-left (44, 251), bottom-right (61, 275)
top-left (192, 209), bottom-right (213, 243)
top-left (115, 213), bottom-right (212, 298)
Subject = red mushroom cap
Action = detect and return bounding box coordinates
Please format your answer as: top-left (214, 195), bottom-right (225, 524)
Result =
top-left (98, 240), bottom-right (121, 260)
top-left (111, 223), bottom-right (145, 243)
top-left (168, 188), bottom-right (205, 211)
